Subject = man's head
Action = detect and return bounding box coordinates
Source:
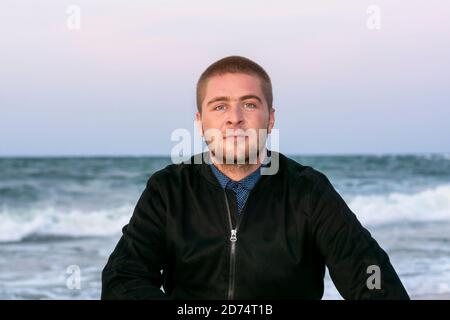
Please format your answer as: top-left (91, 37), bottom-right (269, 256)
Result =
top-left (195, 56), bottom-right (275, 164)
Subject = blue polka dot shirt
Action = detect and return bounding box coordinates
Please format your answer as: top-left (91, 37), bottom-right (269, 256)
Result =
top-left (209, 163), bottom-right (266, 215)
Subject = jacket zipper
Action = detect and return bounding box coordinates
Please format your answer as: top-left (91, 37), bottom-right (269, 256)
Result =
top-left (223, 190), bottom-right (239, 300)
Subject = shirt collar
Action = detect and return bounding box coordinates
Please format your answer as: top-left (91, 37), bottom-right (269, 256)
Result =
top-left (209, 163), bottom-right (262, 190)
top-left (210, 164), bottom-right (261, 191)
top-left (209, 163), bottom-right (231, 189)
top-left (208, 150), bottom-right (271, 191)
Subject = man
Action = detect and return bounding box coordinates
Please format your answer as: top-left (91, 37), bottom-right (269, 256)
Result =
top-left (101, 56), bottom-right (409, 299)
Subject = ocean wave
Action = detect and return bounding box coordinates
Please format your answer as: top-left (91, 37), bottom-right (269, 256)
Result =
top-left (0, 205), bottom-right (133, 243)
top-left (1, 184), bottom-right (450, 242)
top-left (348, 184), bottom-right (450, 226)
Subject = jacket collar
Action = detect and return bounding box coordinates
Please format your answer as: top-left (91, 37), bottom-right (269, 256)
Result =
top-left (192, 149), bottom-right (279, 188)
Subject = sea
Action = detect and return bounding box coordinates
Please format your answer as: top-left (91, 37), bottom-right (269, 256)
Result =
top-left (1, 154), bottom-right (450, 299)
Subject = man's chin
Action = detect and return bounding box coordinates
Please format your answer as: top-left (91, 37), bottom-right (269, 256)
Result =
top-left (225, 156), bottom-right (248, 165)
top-left (212, 149), bottom-right (259, 165)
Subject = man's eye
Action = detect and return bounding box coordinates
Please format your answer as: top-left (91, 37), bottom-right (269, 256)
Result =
top-left (244, 103), bottom-right (256, 109)
top-left (214, 105), bottom-right (225, 111)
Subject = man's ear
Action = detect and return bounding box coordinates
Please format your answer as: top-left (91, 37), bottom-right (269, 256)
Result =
top-left (268, 107), bottom-right (275, 134)
top-left (195, 111), bottom-right (204, 137)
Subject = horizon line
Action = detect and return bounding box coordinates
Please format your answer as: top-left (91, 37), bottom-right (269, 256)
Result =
top-left (0, 151), bottom-right (449, 158)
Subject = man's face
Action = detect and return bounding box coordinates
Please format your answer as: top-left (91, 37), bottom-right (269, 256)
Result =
top-left (196, 72), bottom-right (275, 164)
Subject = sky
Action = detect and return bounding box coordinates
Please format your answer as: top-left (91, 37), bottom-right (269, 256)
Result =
top-left (0, 0), bottom-right (449, 156)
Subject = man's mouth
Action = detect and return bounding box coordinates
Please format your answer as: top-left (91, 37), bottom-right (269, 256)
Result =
top-left (223, 130), bottom-right (249, 139)
top-left (223, 135), bottom-right (248, 141)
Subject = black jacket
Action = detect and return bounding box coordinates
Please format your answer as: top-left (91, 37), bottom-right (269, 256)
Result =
top-left (101, 151), bottom-right (409, 299)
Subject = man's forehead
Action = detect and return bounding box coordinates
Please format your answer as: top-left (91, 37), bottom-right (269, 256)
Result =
top-left (204, 73), bottom-right (263, 97)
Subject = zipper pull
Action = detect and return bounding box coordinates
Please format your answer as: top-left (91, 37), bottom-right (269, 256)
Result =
top-left (230, 229), bottom-right (237, 242)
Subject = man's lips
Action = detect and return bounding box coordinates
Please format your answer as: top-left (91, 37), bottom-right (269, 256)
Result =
top-left (223, 134), bottom-right (248, 139)
top-left (223, 130), bottom-right (249, 139)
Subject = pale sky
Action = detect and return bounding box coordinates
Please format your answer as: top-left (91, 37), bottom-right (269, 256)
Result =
top-left (1, 0), bottom-right (449, 156)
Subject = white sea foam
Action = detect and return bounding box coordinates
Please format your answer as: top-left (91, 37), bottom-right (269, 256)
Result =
top-left (1, 184), bottom-right (450, 242)
top-left (0, 205), bottom-right (133, 242)
top-left (348, 184), bottom-right (450, 226)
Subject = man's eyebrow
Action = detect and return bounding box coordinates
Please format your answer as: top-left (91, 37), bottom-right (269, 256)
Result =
top-left (206, 94), bottom-right (262, 106)
top-left (239, 94), bottom-right (262, 103)
top-left (206, 96), bottom-right (230, 106)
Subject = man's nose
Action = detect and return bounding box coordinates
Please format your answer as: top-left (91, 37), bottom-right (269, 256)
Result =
top-left (226, 105), bottom-right (244, 126)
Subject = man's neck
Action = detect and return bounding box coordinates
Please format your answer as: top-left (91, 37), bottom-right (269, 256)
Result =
top-left (210, 149), bottom-right (267, 181)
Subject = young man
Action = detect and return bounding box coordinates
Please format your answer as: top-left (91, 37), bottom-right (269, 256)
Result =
top-left (101, 56), bottom-right (409, 300)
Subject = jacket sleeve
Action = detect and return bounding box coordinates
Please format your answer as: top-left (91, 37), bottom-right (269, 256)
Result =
top-left (309, 171), bottom-right (409, 299)
top-left (101, 173), bottom-right (170, 299)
